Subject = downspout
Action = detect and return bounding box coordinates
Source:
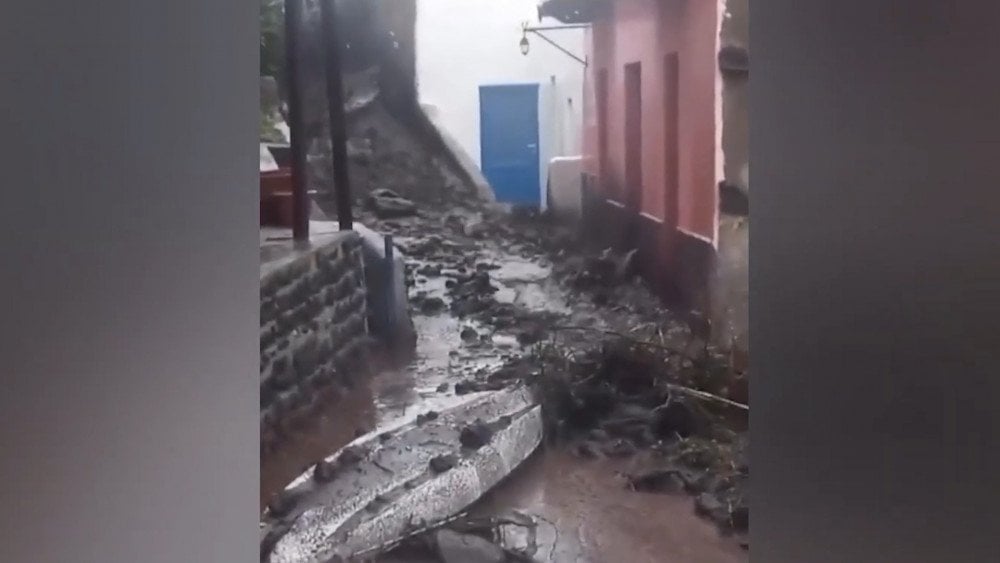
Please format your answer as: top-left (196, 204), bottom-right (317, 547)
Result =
top-left (713, 0), bottom-right (726, 249)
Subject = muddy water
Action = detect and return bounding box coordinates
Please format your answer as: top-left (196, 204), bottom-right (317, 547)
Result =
top-left (261, 239), bottom-right (746, 561)
top-left (483, 252), bottom-right (570, 313)
top-left (260, 266), bottom-right (514, 510)
top-left (472, 449), bottom-right (748, 563)
top-left (260, 384), bottom-right (376, 511)
top-left (258, 310), bottom-right (504, 510)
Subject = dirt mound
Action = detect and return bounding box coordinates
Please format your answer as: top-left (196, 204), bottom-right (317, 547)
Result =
top-left (309, 98), bottom-right (480, 221)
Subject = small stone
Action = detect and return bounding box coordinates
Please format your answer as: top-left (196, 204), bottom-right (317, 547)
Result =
top-left (338, 445), bottom-right (366, 466)
top-left (435, 529), bottom-right (505, 563)
top-left (573, 441), bottom-right (601, 459)
top-left (679, 469), bottom-right (710, 494)
top-left (429, 454), bottom-right (457, 474)
top-left (459, 420), bottom-right (493, 450)
top-left (600, 418), bottom-right (650, 443)
top-left (417, 264), bottom-right (443, 277)
top-left (652, 399), bottom-right (700, 439)
top-left (627, 469), bottom-right (686, 493)
top-left (694, 492), bottom-right (725, 519)
top-left (460, 327), bottom-right (478, 341)
top-left (516, 328), bottom-right (544, 346)
top-left (436, 382), bottom-right (450, 392)
top-left (602, 438), bottom-right (637, 458)
top-left (677, 445), bottom-right (716, 470)
top-left (416, 411), bottom-right (440, 425)
top-left (419, 297), bottom-right (447, 315)
top-left (265, 491), bottom-right (299, 518)
top-left (313, 459), bottom-right (342, 483)
top-left (366, 188), bottom-right (417, 219)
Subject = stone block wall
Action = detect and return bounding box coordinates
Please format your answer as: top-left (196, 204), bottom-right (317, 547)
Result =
top-left (259, 233), bottom-right (373, 456)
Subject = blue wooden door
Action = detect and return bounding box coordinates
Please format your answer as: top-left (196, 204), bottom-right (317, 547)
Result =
top-left (479, 84), bottom-right (540, 206)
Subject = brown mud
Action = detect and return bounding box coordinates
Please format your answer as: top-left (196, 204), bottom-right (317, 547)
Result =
top-left (469, 449), bottom-right (746, 563)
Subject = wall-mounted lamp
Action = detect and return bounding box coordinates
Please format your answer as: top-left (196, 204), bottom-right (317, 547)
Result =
top-left (518, 21), bottom-right (589, 67)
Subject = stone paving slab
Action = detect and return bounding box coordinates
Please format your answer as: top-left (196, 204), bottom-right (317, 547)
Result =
top-left (262, 386), bottom-right (541, 562)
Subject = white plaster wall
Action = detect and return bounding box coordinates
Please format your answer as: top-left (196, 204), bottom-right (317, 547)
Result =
top-left (416, 0), bottom-right (585, 206)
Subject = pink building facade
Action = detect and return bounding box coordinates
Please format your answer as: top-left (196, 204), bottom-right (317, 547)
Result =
top-left (543, 0), bottom-right (748, 361)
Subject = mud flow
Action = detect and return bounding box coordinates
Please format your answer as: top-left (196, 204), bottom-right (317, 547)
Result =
top-left (261, 195), bottom-right (748, 562)
top-left (261, 45), bottom-right (747, 559)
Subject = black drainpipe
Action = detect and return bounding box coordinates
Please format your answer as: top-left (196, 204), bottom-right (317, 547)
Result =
top-left (284, 0), bottom-right (310, 242)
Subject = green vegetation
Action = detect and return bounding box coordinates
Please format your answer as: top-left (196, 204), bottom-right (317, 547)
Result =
top-left (260, 0), bottom-right (284, 79)
top-left (260, 0), bottom-right (286, 143)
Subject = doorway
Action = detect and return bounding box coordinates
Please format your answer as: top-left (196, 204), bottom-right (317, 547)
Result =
top-left (479, 83), bottom-right (541, 206)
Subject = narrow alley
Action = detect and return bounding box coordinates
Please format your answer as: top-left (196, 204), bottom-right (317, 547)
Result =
top-left (259, 0), bottom-right (749, 560)
top-left (261, 187), bottom-right (748, 562)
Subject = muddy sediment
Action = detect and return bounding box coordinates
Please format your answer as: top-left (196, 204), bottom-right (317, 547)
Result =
top-left (261, 105), bottom-right (749, 560)
top-left (350, 196), bottom-right (747, 557)
top-left (468, 450), bottom-right (747, 563)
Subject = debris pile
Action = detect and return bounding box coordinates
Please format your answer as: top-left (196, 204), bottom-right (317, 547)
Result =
top-left (530, 337), bottom-right (749, 536)
top-left (447, 270), bottom-right (500, 318)
top-left (298, 87), bottom-right (749, 555)
top-left (353, 180), bottom-right (750, 543)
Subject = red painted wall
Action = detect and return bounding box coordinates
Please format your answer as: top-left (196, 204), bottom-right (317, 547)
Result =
top-left (581, 0), bottom-right (719, 243)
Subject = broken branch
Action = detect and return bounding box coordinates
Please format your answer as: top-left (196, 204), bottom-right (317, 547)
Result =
top-left (666, 383), bottom-right (748, 411)
top-left (549, 324), bottom-right (687, 356)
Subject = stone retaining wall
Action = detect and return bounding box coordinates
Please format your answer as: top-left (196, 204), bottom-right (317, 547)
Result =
top-left (259, 233), bottom-right (373, 456)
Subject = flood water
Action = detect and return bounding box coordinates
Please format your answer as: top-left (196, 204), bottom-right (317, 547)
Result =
top-left (260, 239), bottom-right (747, 561)
top-left (259, 301), bottom-right (508, 510)
top-left (471, 449), bottom-right (747, 563)
top-left (260, 383), bottom-right (376, 511)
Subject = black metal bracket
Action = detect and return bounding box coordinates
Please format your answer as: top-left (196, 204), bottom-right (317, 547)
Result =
top-left (522, 22), bottom-right (589, 68)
